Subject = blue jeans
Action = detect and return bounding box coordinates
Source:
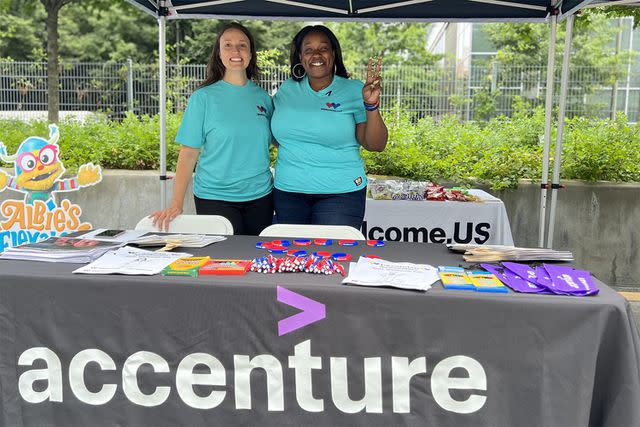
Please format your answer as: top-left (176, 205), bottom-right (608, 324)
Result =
top-left (273, 188), bottom-right (366, 230)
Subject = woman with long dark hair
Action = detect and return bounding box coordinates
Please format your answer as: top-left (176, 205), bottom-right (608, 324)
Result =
top-left (271, 25), bottom-right (388, 230)
top-left (150, 22), bottom-right (274, 235)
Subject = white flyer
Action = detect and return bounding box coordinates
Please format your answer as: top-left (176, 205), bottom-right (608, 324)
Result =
top-left (343, 257), bottom-right (439, 291)
top-left (130, 234), bottom-right (226, 248)
top-left (75, 229), bottom-right (149, 243)
top-left (73, 246), bottom-right (192, 275)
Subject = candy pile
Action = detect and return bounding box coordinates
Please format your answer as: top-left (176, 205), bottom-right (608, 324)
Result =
top-left (250, 254), bottom-right (345, 276)
top-left (425, 183), bottom-right (447, 201)
top-left (367, 178), bottom-right (481, 202)
top-left (425, 183), bottom-right (482, 202)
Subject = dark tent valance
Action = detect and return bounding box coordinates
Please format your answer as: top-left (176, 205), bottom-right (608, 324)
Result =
top-left (126, 0), bottom-right (592, 22)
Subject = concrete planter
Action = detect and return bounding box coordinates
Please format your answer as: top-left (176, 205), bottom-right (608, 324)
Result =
top-left (1, 169), bottom-right (638, 288)
top-left (491, 180), bottom-right (640, 289)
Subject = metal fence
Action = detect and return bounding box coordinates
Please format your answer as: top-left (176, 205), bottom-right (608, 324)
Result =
top-left (1, 60), bottom-right (638, 122)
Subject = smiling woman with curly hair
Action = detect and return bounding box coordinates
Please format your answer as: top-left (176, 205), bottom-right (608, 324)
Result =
top-left (271, 25), bottom-right (388, 230)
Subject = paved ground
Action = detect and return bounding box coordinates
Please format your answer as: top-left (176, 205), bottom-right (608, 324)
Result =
top-left (632, 304), bottom-right (640, 329)
top-left (631, 304), bottom-right (640, 329)
top-left (619, 292), bottom-right (640, 330)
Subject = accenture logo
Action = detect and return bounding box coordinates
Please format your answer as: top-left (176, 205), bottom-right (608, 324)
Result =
top-left (256, 105), bottom-right (267, 116)
top-left (17, 340), bottom-right (487, 414)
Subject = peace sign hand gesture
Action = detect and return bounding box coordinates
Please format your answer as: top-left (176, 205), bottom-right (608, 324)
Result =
top-left (362, 56), bottom-right (383, 106)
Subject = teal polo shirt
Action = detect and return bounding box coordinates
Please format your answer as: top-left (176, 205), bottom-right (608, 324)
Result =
top-left (271, 75), bottom-right (367, 194)
top-left (176, 80), bottom-right (273, 202)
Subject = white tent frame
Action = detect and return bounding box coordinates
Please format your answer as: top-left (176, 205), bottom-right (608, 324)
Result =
top-left (538, 11), bottom-right (558, 247)
top-left (546, 13), bottom-right (575, 247)
top-left (147, 0), bottom-right (590, 248)
top-left (541, 0), bottom-right (632, 247)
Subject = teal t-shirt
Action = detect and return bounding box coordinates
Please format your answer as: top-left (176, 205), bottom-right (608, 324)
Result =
top-left (271, 75), bottom-right (367, 194)
top-left (176, 80), bottom-right (273, 202)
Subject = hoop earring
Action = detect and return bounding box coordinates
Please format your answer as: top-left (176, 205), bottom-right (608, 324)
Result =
top-left (292, 63), bottom-right (306, 79)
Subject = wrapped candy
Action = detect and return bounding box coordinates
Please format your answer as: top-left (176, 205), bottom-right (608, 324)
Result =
top-left (425, 182), bottom-right (447, 201)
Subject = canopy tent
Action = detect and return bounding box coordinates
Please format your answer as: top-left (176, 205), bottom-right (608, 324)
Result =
top-left (125, 0), bottom-right (597, 248)
top-left (127, 0), bottom-right (589, 21)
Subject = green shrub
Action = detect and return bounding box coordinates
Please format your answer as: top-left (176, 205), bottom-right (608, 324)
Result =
top-left (562, 114), bottom-right (640, 182)
top-left (2, 107), bottom-right (640, 189)
top-left (362, 107), bottom-right (546, 189)
top-left (0, 113), bottom-right (182, 173)
top-left (364, 106), bottom-right (640, 189)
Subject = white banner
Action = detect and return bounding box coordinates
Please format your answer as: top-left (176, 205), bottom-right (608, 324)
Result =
top-left (363, 190), bottom-right (514, 245)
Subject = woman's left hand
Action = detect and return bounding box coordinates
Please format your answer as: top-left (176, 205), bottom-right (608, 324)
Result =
top-left (362, 56), bottom-right (383, 106)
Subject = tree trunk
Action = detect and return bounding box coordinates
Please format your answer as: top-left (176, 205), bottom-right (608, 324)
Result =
top-left (44, 2), bottom-right (62, 123)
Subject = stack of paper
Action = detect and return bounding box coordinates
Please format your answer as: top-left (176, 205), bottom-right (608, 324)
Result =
top-left (73, 246), bottom-right (192, 275)
top-left (343, 256), bottom-right (439, 291)
top-left (0, 237), bottom-right (123, 263)
top-left (130, 234), bottom-right (226, 248)
top-left (448, 244), bottom-right (573, 262)
top-left (75, 229), bottom-right (149, 243)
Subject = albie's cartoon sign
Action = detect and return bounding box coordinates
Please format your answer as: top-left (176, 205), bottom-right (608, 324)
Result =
top-left (0, 124), bottom-right (102, 251)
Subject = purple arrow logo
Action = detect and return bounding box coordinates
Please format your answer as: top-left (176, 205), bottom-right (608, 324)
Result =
top-left (277, 286), bottom-right (326, 336)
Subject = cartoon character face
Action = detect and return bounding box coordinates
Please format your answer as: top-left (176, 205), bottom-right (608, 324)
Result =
top-left (16, 143), bottom-right (65, 191)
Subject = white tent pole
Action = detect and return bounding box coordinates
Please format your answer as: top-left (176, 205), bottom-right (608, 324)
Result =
top-left (547, 13), bottom-right (574, 248)
top-left (539, 12), bottom-right (557, 248)
top-left (158, 7), bottom-right (168, 210)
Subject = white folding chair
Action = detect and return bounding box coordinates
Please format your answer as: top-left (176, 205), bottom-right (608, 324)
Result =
top-left (259, 224), bottom-right (365, 240)
top-left (135, 214), bottom-right (234, 235)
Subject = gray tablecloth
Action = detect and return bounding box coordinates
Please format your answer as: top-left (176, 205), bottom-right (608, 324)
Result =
top-left (1, 236), bottom-right (639, 426)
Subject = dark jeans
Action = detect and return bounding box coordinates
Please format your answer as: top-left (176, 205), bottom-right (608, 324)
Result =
top-left (273, 188), bottom-right (366, 230)
top-left (194, 191), bottom-right (274, 236)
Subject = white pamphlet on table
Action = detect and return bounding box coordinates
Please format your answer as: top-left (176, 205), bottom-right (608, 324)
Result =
top-left (130, 234), bottom-right (226, 248)
top-left (73, 246), bottom-right (191, 275)
top-left (76, 229), bottom-right (149, 243)
top-left (343, 257), bottom-right (439, 291)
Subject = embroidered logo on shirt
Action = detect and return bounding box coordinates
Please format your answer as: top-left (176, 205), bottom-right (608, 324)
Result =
top-left (325, 90), bottom-right (332, 96)
top-left (354, 176), bottom-right (363, 186)
top-left (256, 105), bottom-right (267, 116)
top-left (321, 102), bottom-right (342, 112)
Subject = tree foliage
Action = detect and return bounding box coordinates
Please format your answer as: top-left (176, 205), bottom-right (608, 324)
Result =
top-left (326, 22), bottom-right (439, 70)
top-left (58, 2), bottom-right (157, 62)
top-left (0, 4), bottom-right (437, 67)
top-left (0, 1), bottom-right (44, 59)
top-left (588, 5), bottom-right (640, 27)
top-left (484, 13), bottom-right (630, 69)
top-left (176, 20), bottom-right (302, 65)
top-left (482, 13), bottom-right (635, 117)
